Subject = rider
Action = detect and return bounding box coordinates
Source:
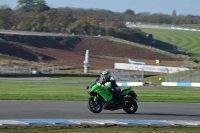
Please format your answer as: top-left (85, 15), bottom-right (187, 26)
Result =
top-left (101, 70), bottom-right (121, 105)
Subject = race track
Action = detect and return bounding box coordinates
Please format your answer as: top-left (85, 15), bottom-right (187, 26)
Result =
top-left (0, 100), bottom-right (199, 121)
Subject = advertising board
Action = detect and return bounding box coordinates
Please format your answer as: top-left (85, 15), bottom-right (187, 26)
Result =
top-left (114, 63), bottom-right (190, 73)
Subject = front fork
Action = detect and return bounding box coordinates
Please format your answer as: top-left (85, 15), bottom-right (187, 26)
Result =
top-left (90, 94), bottom-right (105, 106)
top-left (90, 94), bottom-right (98, 102)
top-left (93, 96), bottom-right (97, 101)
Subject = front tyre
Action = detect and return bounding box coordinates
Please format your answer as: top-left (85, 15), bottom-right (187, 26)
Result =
top-left (87, 97), bottom-right (103, 114)
top-left (123, 97), bottom-right (138, 114)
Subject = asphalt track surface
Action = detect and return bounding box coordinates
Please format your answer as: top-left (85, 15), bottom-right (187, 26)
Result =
top-left (0, 100), bottom-right (200, 121)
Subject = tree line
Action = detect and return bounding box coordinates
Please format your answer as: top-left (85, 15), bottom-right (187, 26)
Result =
top-left (0, 0), bottom-right (199, 45)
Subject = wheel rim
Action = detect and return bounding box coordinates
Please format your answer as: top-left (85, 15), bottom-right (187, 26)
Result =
top-left (124, 100), bottom-right (135, 111)
top-left (89, 100), bottom-right (101, 111)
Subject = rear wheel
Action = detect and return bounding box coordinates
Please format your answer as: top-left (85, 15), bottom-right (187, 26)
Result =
top-left (123, 97), bottom-right (138, 114)
top-left (87, 97), bottom-right (103, 113)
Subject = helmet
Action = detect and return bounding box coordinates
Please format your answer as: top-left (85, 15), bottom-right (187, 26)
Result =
top-left (101, 70), bottom-right (111, 80)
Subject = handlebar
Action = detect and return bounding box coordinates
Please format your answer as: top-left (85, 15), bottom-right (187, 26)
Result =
top-left (96, 77), bottom-right (99, 81)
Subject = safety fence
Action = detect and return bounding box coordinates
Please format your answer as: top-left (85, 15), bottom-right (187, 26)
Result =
top-left (0, 66), bottom-right (59, 74)
top-left (165, 69), bottom-right (200, 83)
top-left (111, 68), bottom-right (200, 85)
top-left (2, 65), bottom-right (200, 87)
top-left (112, 70), bottom-right (144, 82)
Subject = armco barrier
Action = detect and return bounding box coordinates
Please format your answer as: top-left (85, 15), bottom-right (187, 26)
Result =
top-left (0, 119), bottom-right (200, 126)
top-left (162, 82), bottom-right (200, 87)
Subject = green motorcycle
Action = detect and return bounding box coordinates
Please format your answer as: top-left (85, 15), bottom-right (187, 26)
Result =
top-left (86, 78), bottom-right (138, 114)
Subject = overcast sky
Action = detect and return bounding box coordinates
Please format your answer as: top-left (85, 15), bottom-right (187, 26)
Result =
top-left (0, 0), bottom-right (199, 16)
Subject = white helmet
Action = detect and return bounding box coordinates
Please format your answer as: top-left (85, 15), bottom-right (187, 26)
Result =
top-left (101, 70), bottom-right (111, 80)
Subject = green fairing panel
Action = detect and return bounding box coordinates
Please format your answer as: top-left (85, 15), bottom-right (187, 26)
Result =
top-left (121, 89), bottom-right (132, 96)
top-left (92, 85), bottom-right (113, 101)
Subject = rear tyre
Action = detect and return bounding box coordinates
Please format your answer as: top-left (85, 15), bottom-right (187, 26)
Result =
top-left (123, 97), bottom-right (138, 114)
top-left (87, 97), bottom-right (103, 114)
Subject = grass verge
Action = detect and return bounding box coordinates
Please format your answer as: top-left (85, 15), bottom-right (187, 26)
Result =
top-left (140, 28), bottom-right (200, 61)
top-left (0, 77), bottom-right (200, 102)
top-left (0, 125), bottom-right (200, 133)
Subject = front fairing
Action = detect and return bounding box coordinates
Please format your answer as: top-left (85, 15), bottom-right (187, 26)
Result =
top-left (87, 82), bottom-right (96, 94)
top-left (87, 82), bottom-right (113, 101)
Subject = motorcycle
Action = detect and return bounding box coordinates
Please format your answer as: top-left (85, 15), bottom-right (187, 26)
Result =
top-left (86, 78), bottom-right (138, 114)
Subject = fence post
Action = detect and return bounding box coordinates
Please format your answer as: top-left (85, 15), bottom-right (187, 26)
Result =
top-left (142, 69), bottom-right (144, 82)
top-left (190, 68), bottom-right (192, 82)
top-left (178, 69), bottom-right (180, 82)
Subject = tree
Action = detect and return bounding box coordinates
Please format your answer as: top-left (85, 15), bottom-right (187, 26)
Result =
top-left (172, 9), bottom-right (177, 17)
top-left (34, 0), bottom-right (50, 12)
top-left (106, 27), bottom-right (116, 36)
top-left (17, 0), bottom-right (35, 12)
top-left (86, 15), bottom-right (99, 25)
top-left (172, 10), bottom-right (177, 24)
top-left (123, 9), bottom-right (135, 15)
top-left (121, 9), bottom-right (135, 22)
top-left (0, 6), bottom-right (16, 29)
top-left (17, 0), bottom-right (50, 12)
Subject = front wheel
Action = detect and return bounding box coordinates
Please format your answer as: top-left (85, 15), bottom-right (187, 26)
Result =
top-left (123, 97), bottom-right (138, 114)
top-left (87, 97), bottom-right (103, 114)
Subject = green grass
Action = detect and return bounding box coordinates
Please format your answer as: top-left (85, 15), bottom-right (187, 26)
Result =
top-left (144, 73), bottom-right (166, 84)
top-left (180, 24), bottom-right (200, 29)
top-left (137, 87), bottom-right (200, 102)
top-left (0, 125), bottom-right (200, 133)
top-left (140, 28), bottom-right (200, 61)
top-left (0, 77), bottom-right (200, 102)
